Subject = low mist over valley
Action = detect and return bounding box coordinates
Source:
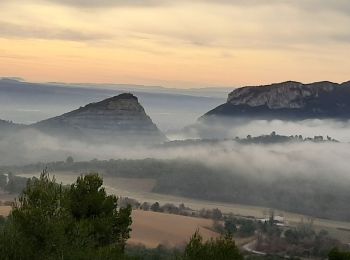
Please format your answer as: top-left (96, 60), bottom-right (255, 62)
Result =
top-left (2, 78), bottom-right (350, 259)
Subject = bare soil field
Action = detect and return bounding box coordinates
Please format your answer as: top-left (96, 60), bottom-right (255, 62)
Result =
top-left (129, 210), bottom-right (219, 248)
top-left (0, 206), bottom-right (11, 217)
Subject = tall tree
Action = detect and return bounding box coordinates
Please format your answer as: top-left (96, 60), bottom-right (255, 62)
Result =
top-left (183, 231), bottom-right (243, 260)
top-left (0, 171), bottom-right (132, 260)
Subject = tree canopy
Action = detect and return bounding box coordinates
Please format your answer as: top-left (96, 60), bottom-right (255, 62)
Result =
top-left (183, 231), bottom-right (243, 260)
top-left (0, 171), bottom-right (132, 260)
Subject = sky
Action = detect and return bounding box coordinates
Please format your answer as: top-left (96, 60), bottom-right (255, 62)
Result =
top-left (0, 0), bottom-right (349, 88)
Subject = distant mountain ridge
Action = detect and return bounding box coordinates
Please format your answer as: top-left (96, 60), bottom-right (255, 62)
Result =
top-left (0, 78), bottom-right (224, 130)
top-left (202, 80), bottom-right (350, 120)
top-left (33, 93), bottom-right (167, 144)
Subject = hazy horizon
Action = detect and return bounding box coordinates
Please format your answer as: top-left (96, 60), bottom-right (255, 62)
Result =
top-left (2, 76), bottom-right (350, 90)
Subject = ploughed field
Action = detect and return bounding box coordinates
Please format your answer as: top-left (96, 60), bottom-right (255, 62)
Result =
top-left (0, 205), bottom-right (11, 216)
top-left (129, 210), bottom-right (218, 248)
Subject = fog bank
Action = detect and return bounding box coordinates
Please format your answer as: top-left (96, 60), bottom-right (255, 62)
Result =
top-left (1, 125), bottom-right (350, 184)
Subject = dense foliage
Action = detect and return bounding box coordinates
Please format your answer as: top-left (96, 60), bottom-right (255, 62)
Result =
top-left (183, 231), bottom-right (243, 260)
top-left (0, 172), bottom-right (132, 260)
top-left (224, 217), bottom-right (256, 237)
top-left (255, 220), bottom-right (344, 258)
top-left (328, 248), bottom-right (350, 260)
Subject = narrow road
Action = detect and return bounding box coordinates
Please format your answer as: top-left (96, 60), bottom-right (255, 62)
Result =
top-left (242, 239), bottom-right (266, 256)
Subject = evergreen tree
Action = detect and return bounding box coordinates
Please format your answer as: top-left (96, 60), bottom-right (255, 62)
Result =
top-left (183, 231), bottom-right (243, 260)
top-left (0, 171), bottom-right (132, 260)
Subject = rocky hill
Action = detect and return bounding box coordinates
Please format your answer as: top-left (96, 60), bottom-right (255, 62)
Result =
top-left (33, 93), bottom-right (167, 144)
top-left (202, 81), bottom-right (350, 120)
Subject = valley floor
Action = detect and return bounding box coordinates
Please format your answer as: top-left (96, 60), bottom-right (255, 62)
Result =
top-left (13, 171), bottom-right (350, 244)
top-left (0, 205), bottom-right (11, 216)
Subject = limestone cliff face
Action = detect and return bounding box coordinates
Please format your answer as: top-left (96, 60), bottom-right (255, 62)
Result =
top-left (34, 93), bottom-right (167, 144)
top-left (203, 81), bottom-right (350, 120)
top-left (228, 81), bottom-right (337, 109)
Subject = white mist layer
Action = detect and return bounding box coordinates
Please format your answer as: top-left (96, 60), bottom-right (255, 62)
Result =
top-left (0, 123), bottom-right (350, 184)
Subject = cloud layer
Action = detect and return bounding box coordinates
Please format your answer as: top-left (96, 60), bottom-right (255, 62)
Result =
top-left (0, 21), bottom-right (111, 41)
top-left (12, 0), bottom-right (350, 13)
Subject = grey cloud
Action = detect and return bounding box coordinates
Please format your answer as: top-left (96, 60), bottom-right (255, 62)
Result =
top-left (0, 21), bottom-right (112, 41)
top-left (2, 0), bottom-right (350, 13)
top-left (332, 33), bottom-right (350, 44)
top-left (287, 0), bottom-right (350, 15)
top-left (21, 0), bottom-right (165, 8)
top-left (62, 0), bottom-right (162, 7)
top-left (197, 0), bottom-right (350, 15)
top-left (129, 23), bottom-right (350, 51)
top-left (1, 1), bottom-right (349, 48)
top-left (37, 0), bottom-right (350, 15)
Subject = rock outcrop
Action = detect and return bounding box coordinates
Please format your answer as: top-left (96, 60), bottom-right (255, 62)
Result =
top-left (202, 81), bottom-right (350, 120)
top-left (33, 93), bottom-right (167, 144)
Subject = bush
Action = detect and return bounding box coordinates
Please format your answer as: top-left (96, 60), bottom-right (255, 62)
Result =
top-left (329, 248), bottom-right (350, 260)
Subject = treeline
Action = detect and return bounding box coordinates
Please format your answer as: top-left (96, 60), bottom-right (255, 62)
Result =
top-left (246, 218), bottom-right (346, 258)
top-left (7, 157), bottom-right (350, 221)
top-left (160, 132), bottom-right (339, 148)
top-left (120, 197), bottom-right (224, 220)
top-left (237, 131), bottom-right (338, 144)
top-left (221, 213), bottom-right (349, 258)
